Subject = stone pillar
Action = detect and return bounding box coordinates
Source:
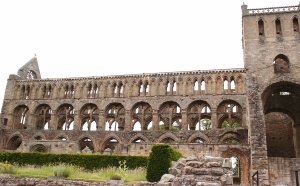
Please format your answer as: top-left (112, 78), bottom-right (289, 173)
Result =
top-left (73, 112), bottom-right (81, 130)
top-left (247, 75), bottom-right (270, 186)
top-left (152, 110), bottom-right (159, 131)
top-left (49, 110), bottom-right (58, 130)
top-left (124, 110), bottom-right (132, 131)
top-left (27, 112), bottom-right (34, 129)
top-left (181, 109), bottom-right (188, 130)
top-left (98, 110), bottom-right (105, 131)
top-left (211, 108), bottom-right (218, 129)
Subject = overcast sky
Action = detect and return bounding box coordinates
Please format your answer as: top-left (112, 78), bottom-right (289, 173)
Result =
top-left (0, 0), bottom-right (299, 109)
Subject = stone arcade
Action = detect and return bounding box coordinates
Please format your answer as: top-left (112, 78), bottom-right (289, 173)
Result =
top-left (1, 3), bottom-right (300, 186)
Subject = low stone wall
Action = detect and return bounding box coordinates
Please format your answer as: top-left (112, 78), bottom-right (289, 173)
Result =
top-left (157, 155), bottom-right (233, 186)
top-left (0, 174), bottom-right (134, 186)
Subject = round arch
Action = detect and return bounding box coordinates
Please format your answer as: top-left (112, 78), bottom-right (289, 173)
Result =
top-left (261, 81), bottom-right (300, 158)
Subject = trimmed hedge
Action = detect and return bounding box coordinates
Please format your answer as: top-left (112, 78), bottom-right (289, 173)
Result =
top-left (146, 144), bottom-right (182, 182)
top-left (0, 152), bottom-right (147, 170)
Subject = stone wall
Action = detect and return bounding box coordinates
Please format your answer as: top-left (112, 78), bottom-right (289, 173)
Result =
top-left (268, 157), bottom-right (300, 186)
top-left (0, 174), bottom-right (134, 186)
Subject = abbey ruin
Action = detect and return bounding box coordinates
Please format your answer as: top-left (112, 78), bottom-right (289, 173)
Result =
top-left (1, 3), bottom-right (300, 185)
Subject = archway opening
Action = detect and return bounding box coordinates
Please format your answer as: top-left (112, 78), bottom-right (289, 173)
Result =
top-left (7, 136), bottom-right (22, 150)
top-left (79, 137), bottom-right (94, 153)
top-left (262, 81), bottom-right (300, 158)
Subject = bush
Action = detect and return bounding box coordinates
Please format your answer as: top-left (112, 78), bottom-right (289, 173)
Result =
top-left (53, 165), bottom-right (72, 178)
top-left (0, 162), bottom-right (15, 174)
top-left (146, 144), bottom-right (182, 182)
top-left (0, 152), bottom-right (148, 171)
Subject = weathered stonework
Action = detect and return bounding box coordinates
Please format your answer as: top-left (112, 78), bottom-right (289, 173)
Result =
top-left (1, 2), bottom-right (300, 186)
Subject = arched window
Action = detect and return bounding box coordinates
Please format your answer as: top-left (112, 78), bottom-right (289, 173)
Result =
top-left (145, 83), bottom-right (150, 95)
top-left (80, 104), bottom-right (99, 131)
top-left (217, 100), bottom-right (242, 129)
top-left (133, 121), bottom-right (142, 131)
top-left (230, 79), bottom-right (235, 90)
top-left (131, 102), bottom-right (153, 131)
top-left (258, 19), bottom-right (264, 36)
top-left (172, 81), bottom-right (176, 93)
top-left (26, 70), bottom-right (37, 80)
top-left (194, 80), bottom-right (199, 91)
top-left (275, 18), bottom-right (282, 35)
top-left (200, 80), bottom-right (205, 91)
top-left (293, 17), bottom-right (299, 32)
top-left (57, 104), bottom-right (75, 130)
top-left (273, 54), bottom-right (290, 73)
top-left (224, 79), bottom-right (229, 90)
top-left (167, 81), bottom-right (171, 93)
top-left (105, 103), bottom-right (125, 131)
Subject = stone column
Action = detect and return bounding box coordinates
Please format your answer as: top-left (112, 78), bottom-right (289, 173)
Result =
top-left (152, 110), bottom-right (159, 131)
top-left (211, 108), bottom-right (218, 129)
top-left (124, 110), bottom-right (132, 131)
top-left (49, 110), bottom-right (58, 130)
top-left (97, 110), bottom-right (105, 131)
top-left (247, 75), bottom-right (269, 186)
top-left (73, 112), bottom-right (81, 130)
top-left (181, 109), bottom-right (188, 130)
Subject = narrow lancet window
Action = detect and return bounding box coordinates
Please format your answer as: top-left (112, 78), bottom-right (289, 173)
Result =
top-left (275, 18), bottom-right (282, 35)
top-left (258, 19), bottom-right (264, 36)
top-left (293, 17), bottom-right (299, 32)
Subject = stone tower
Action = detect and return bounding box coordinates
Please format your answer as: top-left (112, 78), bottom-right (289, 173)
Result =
top-left (242, 3), bottom-right (300, 185)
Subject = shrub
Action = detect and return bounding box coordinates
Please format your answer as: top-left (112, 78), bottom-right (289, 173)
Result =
top-left (0, 152), bottom-right (148, 170)
top-left (53, 165), bottom-right (71, 178)
top-left (0, 162), bottom-right (15, 174)
top-left (146, 144), bottom-right (182, 182)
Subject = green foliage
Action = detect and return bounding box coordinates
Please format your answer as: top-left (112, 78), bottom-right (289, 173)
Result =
top-left (221, 120), bottom-right (230, 128)
top-left (232, 122), bottom-right (240, 128)
top-left (53, 165), bottom-right (72, 178)
top-left (0, 162), bottom-right (15, 174)
top-left (0, 152), bottom-right (147, 170)
top-left (146, 144), bottom-right (182, 182)
top-left (200, 119), bottom-right (212, 130)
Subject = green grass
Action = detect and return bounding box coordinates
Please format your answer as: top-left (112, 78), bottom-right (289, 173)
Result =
top-left (13, 164), bottom-right (146, 183)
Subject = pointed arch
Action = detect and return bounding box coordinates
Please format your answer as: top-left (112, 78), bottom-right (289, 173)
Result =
top-left (156, 132), bottom-right (179, 143)
top-left (78, 135), bottom-right (95, 153)
top-left (258, 18), bottom-right (264, 36)
top-left (7, 132), bottom-right (23, 150)
top-left (275, 18), bottom-right (282, 35)
top-left (187, 133), bottom-right (210, 144)
top-left (293, 16), bottom-right (299, 32)
top-left (54, 132), bottom-right (69, 141)
top-left (13, 105), bottom-right (29, 129)
top-left (32, 132), bottom-right (46, 140)
top-left (129, 134), bottom-right (150, 144)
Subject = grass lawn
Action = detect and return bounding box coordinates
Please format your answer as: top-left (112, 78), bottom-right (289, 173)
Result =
top-left (12, 164), bottom-right (146, 183)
